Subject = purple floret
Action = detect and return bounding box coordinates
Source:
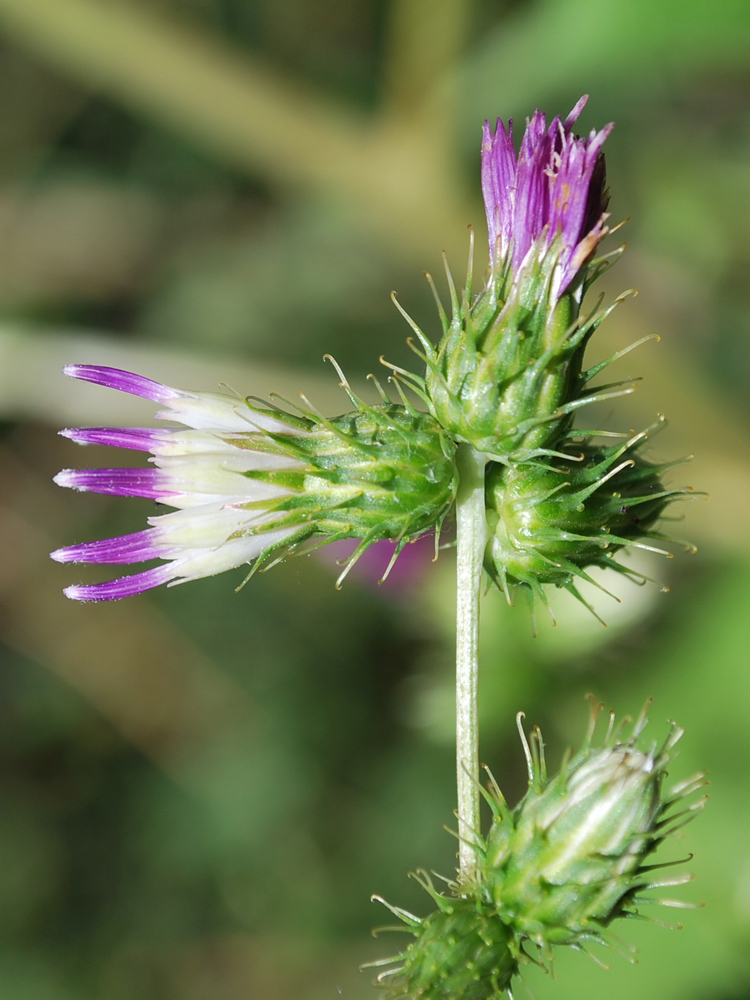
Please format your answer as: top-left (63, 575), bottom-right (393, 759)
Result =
top-left (63, 365), bottom-right (179, 402)
top-left (51, 529), bottom-right (164, 565)
top-left (59, 427), bottom-right (161, 452)
top-left (481, 95), bottom-right (613, 297)
top-left (53, 467), bottom-right (168, 499)
top-left (63, 565), bottom-right (175, 602)
top-left (481, 116), bottom-right (515, 269)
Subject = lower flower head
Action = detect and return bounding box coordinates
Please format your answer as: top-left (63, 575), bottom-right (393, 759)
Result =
top-left (372, 703), bottom-right (706, 998)
top-left (483, 705), bottom-right (706, 950)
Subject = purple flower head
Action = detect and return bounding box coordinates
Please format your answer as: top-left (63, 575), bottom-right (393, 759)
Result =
top-left (482, 95), bottom-right (613, 298)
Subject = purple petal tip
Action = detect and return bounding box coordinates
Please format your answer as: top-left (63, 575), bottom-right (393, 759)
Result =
top-left (63, 585), bottom-right (95, 602)
top-left (53, 469), bottom-right (81, 490)
top-left (62, 565), bottom-right (173, 601)
top-left (59, 427), bottom-right (159, 452)
top-left (563, 95), bottom-right (589, 129)
top-left (62, 365), bottom-right (178, 403)
top-left (52, 467), bottom-right (166, 499)
top-left (50, 530), bottom-right (162, 565)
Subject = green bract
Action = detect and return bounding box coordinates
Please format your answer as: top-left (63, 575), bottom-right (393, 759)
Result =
top-left (372, 705), bottom-right (705, 999)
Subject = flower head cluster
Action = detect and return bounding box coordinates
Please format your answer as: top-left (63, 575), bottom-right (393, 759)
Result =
top-left (53, 364), bottom-right (457, 600)
top-left (382, 96), bottom-right (694, 615)
top-left (53, 97), bottom-right (693, 613)
top-left (372, 704), bottom-right (705, 999)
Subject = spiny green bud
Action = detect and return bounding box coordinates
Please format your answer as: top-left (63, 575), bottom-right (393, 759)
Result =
top-left (483, 423), bottom-right (694, 616)
top-left (484, 705), bottom-right (705, 953)
top-left (370, 895), bottom-right (516, 1000)
top-left (371, 704), bottom-right (705, 998)
top-left (391, 251), bottom-right (615, 462)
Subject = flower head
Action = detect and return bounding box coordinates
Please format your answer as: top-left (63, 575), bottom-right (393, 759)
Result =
top-left (482, 95), bottom-right (612, 299)
top-left (396, 98), bottom-right (619, 462)
top-left (483, 705), bottom-right (705, 952)
top-left (52, 365), bottom-right (458, 600)
top-left (483, 421), bottom-right (696, 620)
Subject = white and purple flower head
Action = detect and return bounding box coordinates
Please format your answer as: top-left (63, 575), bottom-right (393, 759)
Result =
top-left (52, 365), bottom-right (459, 601)
top-left (481, 95), bottom-right (613, 299)
top-left (52, 365), bottom-right (303, 601)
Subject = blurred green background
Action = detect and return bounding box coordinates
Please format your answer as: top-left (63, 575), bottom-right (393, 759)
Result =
top-left (0, 0), bottom-right (747, 997)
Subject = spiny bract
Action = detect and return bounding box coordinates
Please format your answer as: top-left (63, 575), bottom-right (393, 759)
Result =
top-left (388, 236), bottom-right (630, 465)
top-left (234, 393), bottom-right (459, 585)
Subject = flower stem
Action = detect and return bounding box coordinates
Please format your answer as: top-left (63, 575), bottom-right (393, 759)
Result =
top-left (455, 443), bottom-right (487, 879)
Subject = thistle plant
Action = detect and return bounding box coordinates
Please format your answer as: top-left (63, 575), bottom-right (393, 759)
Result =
top-left (51, 95), bottom-right (702, 998)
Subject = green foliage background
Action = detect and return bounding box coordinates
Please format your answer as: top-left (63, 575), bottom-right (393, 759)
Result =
top-left (0, 0), bottom-right (747, 997)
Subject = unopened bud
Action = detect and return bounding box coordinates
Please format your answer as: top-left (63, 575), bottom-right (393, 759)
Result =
top-left (483, 426), bottom-right (694, 611)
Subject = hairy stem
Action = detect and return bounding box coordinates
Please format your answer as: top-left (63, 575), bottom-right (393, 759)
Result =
top-left (455, 443), bottom-right (487, 879)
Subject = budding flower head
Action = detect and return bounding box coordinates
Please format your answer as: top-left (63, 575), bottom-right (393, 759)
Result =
top-left (372, 702), bottom-right (705, 999)
top-left (392, 96), bottom-right (623, 462)
top-left (52, 363), bottom-right (458, 599)
top-left (483, 420), bottom-right (696, 621)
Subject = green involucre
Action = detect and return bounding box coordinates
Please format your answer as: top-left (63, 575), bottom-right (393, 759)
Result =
top-left (391, 234), bottom-right (627, 463)
top-left (483, 426), bottom-right (694, 612)
top-left (234, 398), bottom-right (458, 583)
top-left (373, 898), bottom-right (516, 1000)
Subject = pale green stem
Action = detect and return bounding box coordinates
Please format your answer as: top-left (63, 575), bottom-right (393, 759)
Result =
top-left (455, 443), bottom-right (487, 879)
